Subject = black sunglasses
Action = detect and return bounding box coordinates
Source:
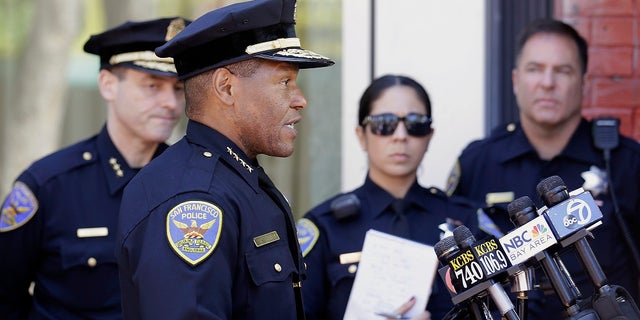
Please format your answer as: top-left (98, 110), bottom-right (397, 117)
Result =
top-left (362, 113), bottom-right (432, 137)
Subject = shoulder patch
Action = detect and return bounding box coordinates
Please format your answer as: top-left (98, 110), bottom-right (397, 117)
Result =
top-left (445, 161), bottom-right (461, 196)
top-left (296, 218), bottom-right (319, 257)
top-left (478, 209), bottom-right (503, 238)
top-left (1, 181), bottom-right (38, 232)
top-left (166, 201), bottom-right (223, 266)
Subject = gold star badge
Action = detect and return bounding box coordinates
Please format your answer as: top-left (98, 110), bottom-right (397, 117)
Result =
top-left (165, 18), bottom-right (186, 41)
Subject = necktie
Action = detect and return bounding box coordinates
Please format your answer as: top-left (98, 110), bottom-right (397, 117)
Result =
top-left (390, 198), bottom-right (410, 238)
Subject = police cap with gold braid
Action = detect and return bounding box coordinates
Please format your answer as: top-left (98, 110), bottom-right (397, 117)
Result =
top-left (83, 17), bottom-right (191, 77)
top-left (155, 0), bottom-right (335, 80)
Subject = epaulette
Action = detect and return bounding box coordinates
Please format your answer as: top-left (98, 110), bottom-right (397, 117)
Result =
top-left (478, 122), bottom-right (519, 147)
top-left (488, 122), bottom-right (518, 140)
top-left (458, 122), bottom-right (518, 157)
top-left (448, 193), bottom-right (483, 208)
top-left (141, 141), bottom-right (218, 210)
top-left (27, 137), bottom-right (98, 186)
top-left (330, 193), bottom-right (360, 220)
top-left (426, 186), bottom-right (448, 199)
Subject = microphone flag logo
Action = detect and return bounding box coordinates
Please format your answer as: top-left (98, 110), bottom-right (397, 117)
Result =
top-left (498, 215), bottom-right (557, 265)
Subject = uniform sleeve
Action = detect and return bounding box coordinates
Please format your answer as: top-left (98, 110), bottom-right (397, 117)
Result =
top-left (0, 173), bottom-right (43, 318)
top-left (117, 179), bottom-right (236, 319)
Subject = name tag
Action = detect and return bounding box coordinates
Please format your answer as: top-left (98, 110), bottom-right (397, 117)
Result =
top-left (253, 231), bottom-right (280, 247)
top-left (486, 192), bottom-right (514, 205)
top-left (77, 227), bottom-right (108, 238)
top-left (339, 251), bottom-right (361, 264)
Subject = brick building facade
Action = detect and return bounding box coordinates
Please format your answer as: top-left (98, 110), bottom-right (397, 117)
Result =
top-left (557, 0), bottom-right (640, 140)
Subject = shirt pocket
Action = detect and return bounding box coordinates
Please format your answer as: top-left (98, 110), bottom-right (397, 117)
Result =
top-left (327, 261), bottom-right (356, 287)
top-left (60, 238), bottom-right (117, 270)
top-left (246, 241), bottom-right (296, 286)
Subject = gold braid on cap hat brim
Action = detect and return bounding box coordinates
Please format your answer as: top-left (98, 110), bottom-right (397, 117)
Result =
top-left (109, 51), bottom-right (177, 73)
top-left (245, 38), bottom-right (301, 54)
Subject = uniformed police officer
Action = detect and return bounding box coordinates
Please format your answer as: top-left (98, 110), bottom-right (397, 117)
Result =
top-left (447, 18), bottom-right (640, 319)
top-left (114, 0), bottom-right (333, 319)
top-left (297, 75), bottom-right (480, 320)
top-left (0, 17), bottom-right (189, 319)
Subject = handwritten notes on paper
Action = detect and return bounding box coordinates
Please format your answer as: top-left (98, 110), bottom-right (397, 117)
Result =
top-left (343, 229), bottom-right (439, 319)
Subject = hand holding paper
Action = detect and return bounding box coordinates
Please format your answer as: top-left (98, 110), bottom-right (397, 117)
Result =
top-left (343, 229), bottom-right (439, 320)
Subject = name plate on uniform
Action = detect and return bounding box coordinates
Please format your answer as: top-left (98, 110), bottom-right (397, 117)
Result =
top-left (339, 251), bottom-right (362, 264)
top-left (77, 227), bottom-right (109, 238)
top-left (485, 192), bottom-right (514, 205)
top-left (253, 231), bottom-right (280, 247)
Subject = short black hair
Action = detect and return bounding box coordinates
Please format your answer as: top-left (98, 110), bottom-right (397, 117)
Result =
top-left (358, 75), bottom-right (432, 127)
top-left (514, 18), bottom-right (588, 75)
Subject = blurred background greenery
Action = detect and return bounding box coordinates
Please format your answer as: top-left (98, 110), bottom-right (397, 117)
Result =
top-left (0, 0), bottom-right (342, 218)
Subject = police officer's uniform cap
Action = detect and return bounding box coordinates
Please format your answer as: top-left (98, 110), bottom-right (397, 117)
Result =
top-left (83, 17), bottom-right (191, 77)
top-left (155, 0), bottom-right (335, 80)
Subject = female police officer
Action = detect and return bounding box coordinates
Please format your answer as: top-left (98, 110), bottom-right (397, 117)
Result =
top-left (297, 75), bottom-right (480, 320)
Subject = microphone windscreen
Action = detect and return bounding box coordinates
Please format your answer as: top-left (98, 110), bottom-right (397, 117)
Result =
top-left (434, 236), bottom-right (458, 261)
top-left (453, 225), bottom-right (475, 249)
top-left (536, 175), bottom-right (568, 207)
top-left (507, 196), bottom-right (537, 226)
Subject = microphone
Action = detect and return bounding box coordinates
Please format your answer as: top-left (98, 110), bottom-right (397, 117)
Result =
top-left (498, 201), bottom-right (557, 266)
top-left (505, 197), bottom-right (538, 320)
top-left (504, 196), bottom-right (582, 315)
top-left (535, 176), bottom-right (640, 319)
top-left (451, 226), bottom-right (519, 320)
top-left (435, 236), bottom-right (491, 320)
top-left (536, 176), bottom-right (608, 290)
top-left (434, 236), bottom-right (462, 296)
top-left (537, 176), bottom-right (603, 241)
top-left (453, 226), bottom-right (510, 283)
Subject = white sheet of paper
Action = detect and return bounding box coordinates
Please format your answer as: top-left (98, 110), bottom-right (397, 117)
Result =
top-left (343, 229), bottom-right (439, 320)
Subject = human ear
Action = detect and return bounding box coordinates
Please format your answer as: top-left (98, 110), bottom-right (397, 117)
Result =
top-left (97, 69), bottom-right (118, 101)
top-left (356, 125), bottom-right (368, 152)
top-left (212, 68), bottom-right (234, 105)
top-left (511, 68), bottom-right (519, 96)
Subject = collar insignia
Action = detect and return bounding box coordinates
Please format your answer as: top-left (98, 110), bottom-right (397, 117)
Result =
top-left (166, 201), bottom-right (223, 266)
top-left (226, 146), bottom-right (253, 173)
top-left (109, 157), bottom-right (124, 178)
top-left (581, 165), bottom-right (608, 197)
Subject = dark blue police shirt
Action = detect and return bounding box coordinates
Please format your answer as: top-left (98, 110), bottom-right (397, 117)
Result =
top-left (450, 118), bottom-right (640, 319)
top-left (299, 176), bottom-right (480, 320)
top-left (0, 125), bottom-right (165, 320)
top-left (116, 120), bottom-right (304, 319)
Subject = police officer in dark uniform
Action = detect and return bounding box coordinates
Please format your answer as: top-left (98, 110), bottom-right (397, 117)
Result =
top-left (0, 17), bottom-right (189, 319)
top-left (114, 0), bottom-right (334, 319)
top-left (297, 75), bottom-right (480, 320)
top-left (447, 19), bottom-right (640, 319)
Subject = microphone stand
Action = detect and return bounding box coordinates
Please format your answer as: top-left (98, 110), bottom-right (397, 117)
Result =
top-left (510, 265), bottom-right (534, 320)
top-left (536, 176), bottom-right (640, 319)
